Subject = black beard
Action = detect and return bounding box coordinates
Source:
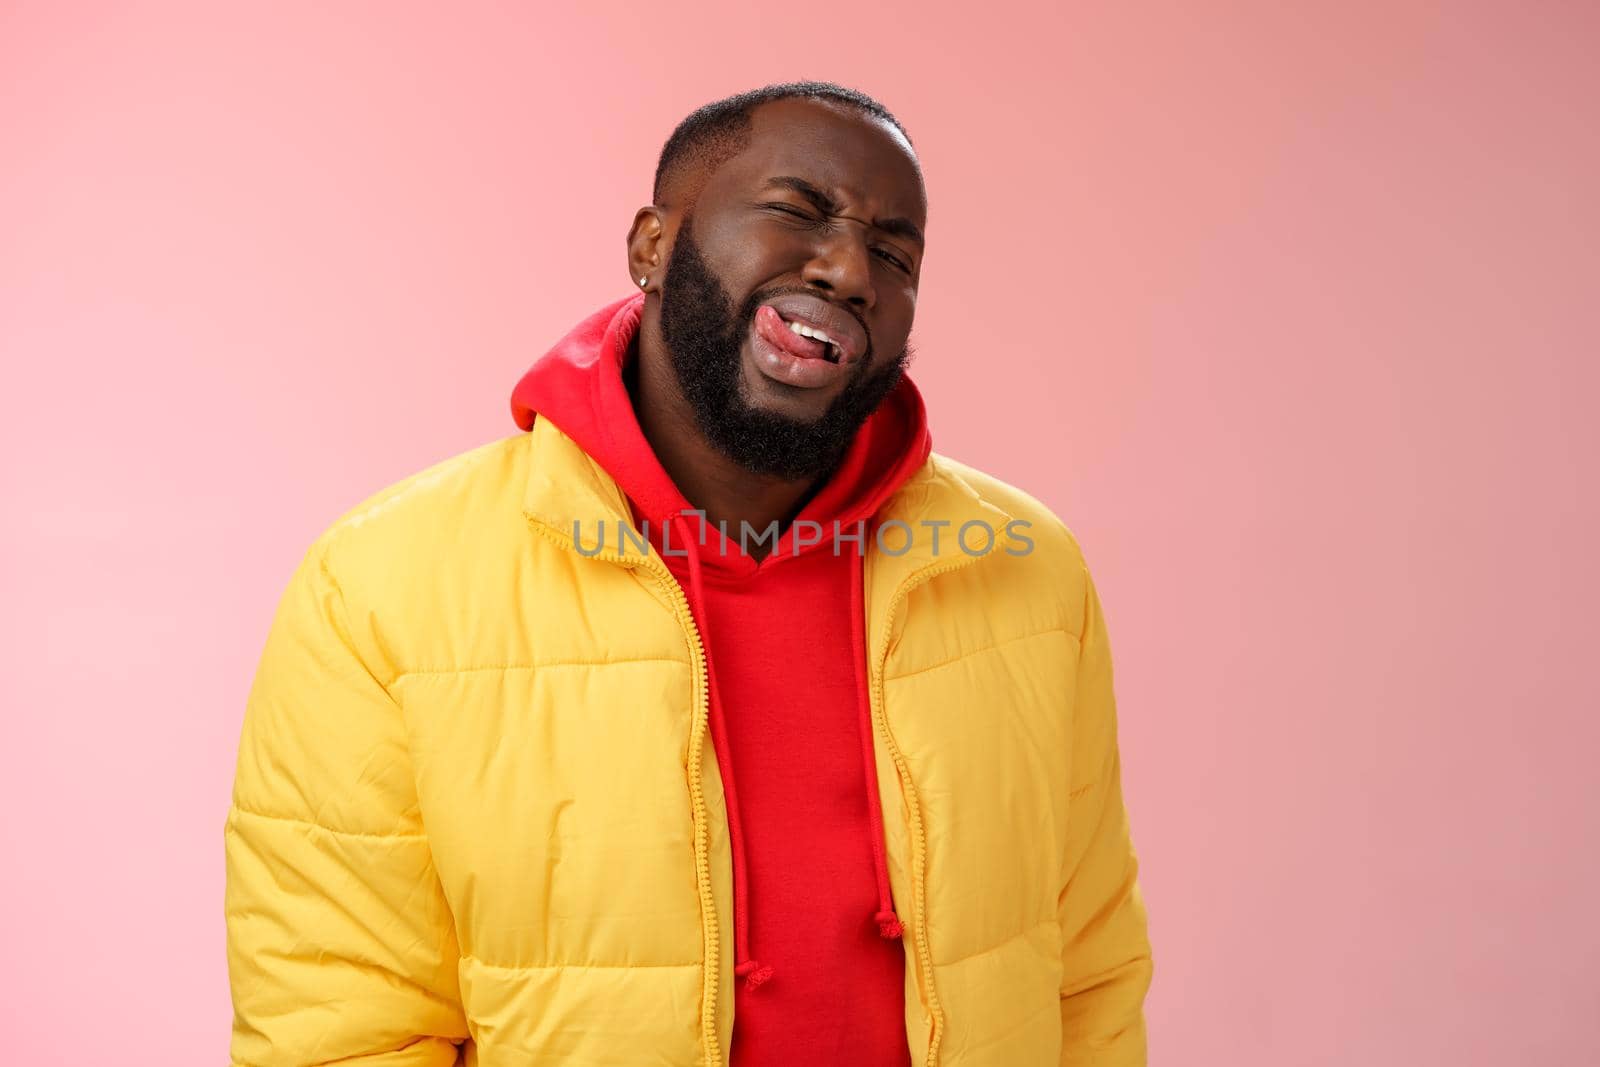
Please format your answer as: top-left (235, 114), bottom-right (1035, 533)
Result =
top-left (655, 219), bottom-right (910, 482)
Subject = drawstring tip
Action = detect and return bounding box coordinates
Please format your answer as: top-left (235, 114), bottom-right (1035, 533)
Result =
top-left (736, 959), bottom-right (775, 989)
top-left (875, 910), bottom-right (904, 939)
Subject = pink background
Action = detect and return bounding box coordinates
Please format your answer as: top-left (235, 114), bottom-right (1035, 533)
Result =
top-left (3, 2), bottom-right (1595, 1062)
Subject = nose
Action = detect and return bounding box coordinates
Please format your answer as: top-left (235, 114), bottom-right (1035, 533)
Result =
top-left (800, 221), bottom-right (876, 312)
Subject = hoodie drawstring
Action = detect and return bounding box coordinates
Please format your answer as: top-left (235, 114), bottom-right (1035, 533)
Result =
top-left (851, 540), bottom-right (905, 941)
top-left (670, 513), bottom-right (902, 995)
top-left (675, 514), bottom-right (773, 990)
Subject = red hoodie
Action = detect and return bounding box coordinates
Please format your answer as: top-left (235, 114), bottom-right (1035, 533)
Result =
top-left (509, 292), bottom-right (931, 1065)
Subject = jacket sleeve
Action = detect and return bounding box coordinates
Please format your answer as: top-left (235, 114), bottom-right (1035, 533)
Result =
top-left (1057, 562), bottom-right (1154, 1065)
top-left (224, 539), bottom-right (468, 1066)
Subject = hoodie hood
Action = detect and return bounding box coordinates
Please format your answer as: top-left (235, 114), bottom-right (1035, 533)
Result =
top-left (509, 291), bottom-right (930, 990)
top-left (510, 291), bottom-right (931, 574)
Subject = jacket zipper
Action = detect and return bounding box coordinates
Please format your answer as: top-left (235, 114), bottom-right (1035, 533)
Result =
top-left (872, 552), bottom-right (989, 1067)
top-left (525, 518), bottom-right (724, 1067)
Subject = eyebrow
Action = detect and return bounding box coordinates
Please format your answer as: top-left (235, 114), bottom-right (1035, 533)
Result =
top-left (761, 175), bottom-right (925, 247)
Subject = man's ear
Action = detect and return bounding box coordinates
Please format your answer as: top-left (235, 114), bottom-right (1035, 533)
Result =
top-left (627, 206), bottom-right (668, 292)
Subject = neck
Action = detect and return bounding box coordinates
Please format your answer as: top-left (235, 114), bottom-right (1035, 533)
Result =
top-left (628, 313), bottom-right (824, 558)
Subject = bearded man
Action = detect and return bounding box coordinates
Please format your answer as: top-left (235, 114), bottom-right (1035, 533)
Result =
top-left (225, 80), bottom-right (1154, 1067)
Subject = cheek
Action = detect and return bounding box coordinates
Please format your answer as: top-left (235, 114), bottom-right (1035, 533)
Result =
top-left (697, 216), bottom-right (794, 277)
top-left (885, 273), bottom-right (918, 308)
top-left (873, 303), bottom-right (916, 355)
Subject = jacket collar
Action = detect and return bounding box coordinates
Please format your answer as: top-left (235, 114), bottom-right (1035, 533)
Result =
top-left (859, 449), bottom-right (1019, 654)
top-left (521, 412), bottom-right (1020, 652)
top-left (522, 410), bottom-right (636, 544)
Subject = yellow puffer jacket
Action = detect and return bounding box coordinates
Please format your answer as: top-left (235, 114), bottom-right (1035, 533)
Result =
top-left (224, 412), bottom-right (1154, 1066)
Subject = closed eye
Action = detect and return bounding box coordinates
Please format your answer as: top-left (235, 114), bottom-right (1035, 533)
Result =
top-left (874, 248), bottom-right (911, 272)
top-left (764, 203), bottom-right (913, 272)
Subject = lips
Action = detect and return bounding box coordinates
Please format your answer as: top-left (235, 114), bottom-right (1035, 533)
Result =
top-left (754, 305), bottom-right (834, 363)
top-left (756, 294), bottom-right (868, 366)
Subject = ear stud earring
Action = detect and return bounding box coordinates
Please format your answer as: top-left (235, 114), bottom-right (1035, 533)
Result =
top-left (639, 276), bottom-right (648, 288)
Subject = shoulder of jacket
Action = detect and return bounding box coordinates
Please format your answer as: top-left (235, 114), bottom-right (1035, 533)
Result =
top-left (303, 430), bottom-right (529, 571)
top-left (925, 451), bottom-right (1089, 569)
top-left (922, 451), bottom-right (1101, 642)
top-left (281, 431), bottom-right (531, 682)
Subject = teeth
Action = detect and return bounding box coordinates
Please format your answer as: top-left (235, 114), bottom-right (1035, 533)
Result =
top-left (787, 319), bottom-right (836, 348)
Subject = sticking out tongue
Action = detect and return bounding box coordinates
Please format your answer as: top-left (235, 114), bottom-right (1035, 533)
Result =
top-left (754, 304), bottom-right (832, 362)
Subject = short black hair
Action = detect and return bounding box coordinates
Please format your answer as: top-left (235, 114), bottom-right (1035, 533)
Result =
top-left (651, 80), bottom-right (916, 210)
